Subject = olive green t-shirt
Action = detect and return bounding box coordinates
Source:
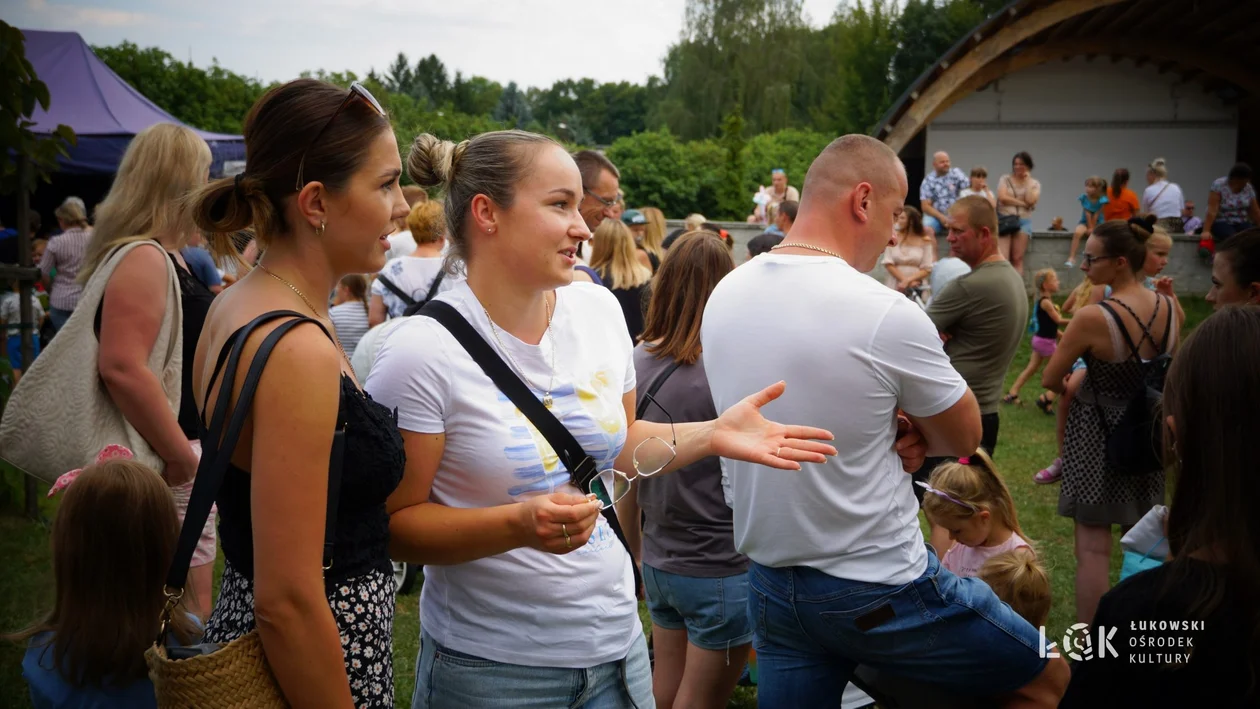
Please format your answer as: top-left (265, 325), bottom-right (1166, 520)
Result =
top-left (926, 259), bottom-right (1028, 414)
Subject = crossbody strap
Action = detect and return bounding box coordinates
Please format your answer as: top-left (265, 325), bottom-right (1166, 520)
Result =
top-left (402, 271), bottom-right (447, 317)
top-left (418, 300), bottom-right (600, 490)
top-left (635, 359), bottom-right (683, 421)
top-left (376, 274), bottom-right (417, 307)
top-left (169, 312), bottom-right (346, 591)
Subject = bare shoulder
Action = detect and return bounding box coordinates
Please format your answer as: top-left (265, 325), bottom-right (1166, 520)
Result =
top-left (110, 243), bottom-right (169, 285)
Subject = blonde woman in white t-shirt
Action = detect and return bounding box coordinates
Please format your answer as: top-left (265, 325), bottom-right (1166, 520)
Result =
top-left (368, 200), bottom-right (452, 326)
top-left (366, 129), bottom-right (838, 709)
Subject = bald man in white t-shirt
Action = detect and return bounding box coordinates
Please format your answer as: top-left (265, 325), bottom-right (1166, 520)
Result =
top-left (702, 134), bottom-right (1068, 707)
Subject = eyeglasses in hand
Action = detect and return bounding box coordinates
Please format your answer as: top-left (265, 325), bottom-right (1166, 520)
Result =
top-left (592, 392), bottom-right (676, 508)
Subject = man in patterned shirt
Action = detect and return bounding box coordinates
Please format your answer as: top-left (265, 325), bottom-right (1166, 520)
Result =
top-left (920, 151), bottom-right (969, 237)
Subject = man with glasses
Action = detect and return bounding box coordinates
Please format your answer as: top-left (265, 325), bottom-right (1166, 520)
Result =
top-left (573, 150), bottom-right (622, 231)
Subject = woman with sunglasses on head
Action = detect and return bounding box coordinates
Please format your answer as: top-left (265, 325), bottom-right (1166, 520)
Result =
top-left (614, 231), bottom-right (750, 709)
top-left (1040, 219), bottom-right (1181, 627)
top-left (189, 79), bottom-right (408, 707)
top-left (365, 129), bottom-right (839, 709)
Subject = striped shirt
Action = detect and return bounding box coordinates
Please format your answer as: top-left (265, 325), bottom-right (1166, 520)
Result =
top-left (329, 302), bottom-right (371, 357)
top-left (40, 227), bottom-right (92, 311)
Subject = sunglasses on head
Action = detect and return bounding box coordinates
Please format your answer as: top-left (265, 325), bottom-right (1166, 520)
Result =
top-left (295, 82), bottom-right (385, 192)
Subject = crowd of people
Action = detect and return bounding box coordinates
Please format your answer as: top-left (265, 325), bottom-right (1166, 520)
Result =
top-left (3, 77), bottom-right (1260, 709)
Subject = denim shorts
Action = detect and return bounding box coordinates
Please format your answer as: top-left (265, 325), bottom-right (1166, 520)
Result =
top-left (413, 628), bottom-right (653, 709)
top-left (642, 563), bottom-right (754, 651)
top-left (922, 214), bottom-right (943, 233)
top-left (748, 545), bottom-right (1050, 706)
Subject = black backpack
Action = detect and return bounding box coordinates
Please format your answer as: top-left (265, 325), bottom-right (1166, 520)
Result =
top-left (1093, 298), bottom-right (1173, 476)
top-left (375, 271), bottom-right (446, 317)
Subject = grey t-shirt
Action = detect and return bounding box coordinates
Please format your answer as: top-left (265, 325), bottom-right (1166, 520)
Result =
top-left (633, 345), bottom-right (747, 577)
top-left (926, 259), bottom-right (1028, 414)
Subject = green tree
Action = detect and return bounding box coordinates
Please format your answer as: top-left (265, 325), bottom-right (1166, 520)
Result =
top-left (653, 0), bottom-right (807, 140)
top-left (451, 71), bottom-right (503, 116)
top-left (492, 81), bottom-right (532, 129)
top-left (413, 54), bottom-right (450, 107)
top-left (94, 41), bottom-right (266, 134)
top-left (743, 129), bottom-right (832, 196)
top-left (818, 0), bottom-right (898, 135)
top-left (1, 22), bottom-right (75, 194)
top-left (891, 0), bottom-right (986, 98)
top-left (384, 52), bottom-right (414, 96)
top-left (607, 129), bottom-right (713, 218)
top-left (716, 104), bottom-right (748, 219)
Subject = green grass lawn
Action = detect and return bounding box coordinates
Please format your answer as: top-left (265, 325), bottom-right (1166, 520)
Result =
top-left (0, 296), bottom-right (1213, 708)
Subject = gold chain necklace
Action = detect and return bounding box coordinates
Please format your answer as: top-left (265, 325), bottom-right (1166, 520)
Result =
top-left (483, 296), bottom-right (558, 408)
top-left (771, 242), bottom-right (844, 259)
top-left (256, 263), bottom-right (352, 366)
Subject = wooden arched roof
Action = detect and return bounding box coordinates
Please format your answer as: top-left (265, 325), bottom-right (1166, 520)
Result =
top-left (875, 0), bottom-right (1260, 152)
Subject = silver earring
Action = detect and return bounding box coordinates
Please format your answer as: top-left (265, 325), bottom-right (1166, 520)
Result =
top-left (488, 226), bottom-right (496, 234)
top-left (315, 220), bottom-right (326, 238)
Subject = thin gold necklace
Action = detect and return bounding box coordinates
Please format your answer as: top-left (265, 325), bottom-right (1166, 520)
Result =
top-left (256, 263), bottom-right (352, 366)
top-left (483, 295), bottom-right (558, 408)
top-left (772, 242), bottom-right (844, 259)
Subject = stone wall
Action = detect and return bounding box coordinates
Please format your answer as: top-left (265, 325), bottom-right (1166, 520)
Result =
top-left (666, 220), bottom-right (1213, 295)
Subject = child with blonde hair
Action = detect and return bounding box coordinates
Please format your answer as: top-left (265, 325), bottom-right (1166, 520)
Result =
top-left (14, 447), bottom-right (201, 708)
top-left (979, 547), bottom-right (1052, 628)
top-left (1004, 268), bottom-right (1068, 412)
top-left (920, 450), bottom-right (1032, 577)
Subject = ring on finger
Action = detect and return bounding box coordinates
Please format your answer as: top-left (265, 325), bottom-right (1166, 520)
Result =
top-left (776, 446), bottom-right (782, 458)
top-left (562, 523), bottom-right (572, 549)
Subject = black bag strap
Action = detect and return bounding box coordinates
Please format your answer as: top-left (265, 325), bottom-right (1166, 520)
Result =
top-left (402, 271), bottom-right (446, 317)
top-left (636, 360), bottom-right (683, 421)
top-left (418, 300), bottom-right (600, 490)
top-left (169, 312), bottom-right (346, 591)
top-left (1099, 297), bottom-right (1164, 363)
top-left (376, 274), bottom-right (416, 307)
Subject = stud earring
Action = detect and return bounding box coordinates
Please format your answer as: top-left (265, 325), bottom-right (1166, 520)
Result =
top-left (488, 226), bottom-right (496, 234)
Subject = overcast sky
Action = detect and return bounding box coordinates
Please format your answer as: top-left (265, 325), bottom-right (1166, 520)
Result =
top-left (13, 0), bottom-right (842, 89)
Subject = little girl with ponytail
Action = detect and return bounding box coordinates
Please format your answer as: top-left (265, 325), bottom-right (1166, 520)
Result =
top-left (919, 450), bottom-right (1033, 577)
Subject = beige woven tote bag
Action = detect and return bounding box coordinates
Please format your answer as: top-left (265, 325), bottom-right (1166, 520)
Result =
top-left (0, 240), bottom-right (181, 483)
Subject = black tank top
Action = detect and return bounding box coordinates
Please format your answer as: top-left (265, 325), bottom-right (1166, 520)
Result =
top-left (1035, 297), bottom-right (1058, 339)
top-left (93, 250), bottom-right (216, 439)
top-left (206, 323), bottom-right (405, 586)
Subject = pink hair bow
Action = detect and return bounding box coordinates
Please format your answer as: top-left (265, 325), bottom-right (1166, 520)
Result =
top-left (47, 445), bottom-right (134, 497)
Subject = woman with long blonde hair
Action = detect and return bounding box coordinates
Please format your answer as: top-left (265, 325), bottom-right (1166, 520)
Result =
top-left (638, 206), bottom-right (667, 264)
top-left (79, 122), bottom-right (218, 617)
top-left (591, 219), bottom-right (653, 341)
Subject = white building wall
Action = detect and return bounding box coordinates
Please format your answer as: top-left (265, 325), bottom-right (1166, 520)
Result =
top-left (926, 57), bottom-right (1238, 230)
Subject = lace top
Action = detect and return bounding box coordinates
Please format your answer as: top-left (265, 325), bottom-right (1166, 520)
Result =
top-left (208, 324), bottom-right (405, 586)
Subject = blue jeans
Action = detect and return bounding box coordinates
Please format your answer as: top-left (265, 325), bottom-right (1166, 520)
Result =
top-left (643, 563), bottom-right (753, 651)
top-left (413, 629), bottom-right (654, 708)
top-left (748, 547), bottom-right (1049, 708)
top-left (47, 307), bottom-right (72, 334)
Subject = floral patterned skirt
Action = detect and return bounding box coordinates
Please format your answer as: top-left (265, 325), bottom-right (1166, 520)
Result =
top-left (204, 560), bottom-right (395, 708)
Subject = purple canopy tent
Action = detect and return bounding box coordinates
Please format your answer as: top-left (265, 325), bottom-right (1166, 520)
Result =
top-left (22, 29), bottom-right (245, 176)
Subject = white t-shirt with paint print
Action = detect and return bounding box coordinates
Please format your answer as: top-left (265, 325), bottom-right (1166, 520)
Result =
top-left (365, 280), bottom-right (640, 668)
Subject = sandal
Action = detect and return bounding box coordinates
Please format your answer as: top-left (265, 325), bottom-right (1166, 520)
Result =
top-left (1001, 394), bottom-right (1022, 405)
top-left (1035, 393), bottom-right (1055, 415)
top-left (1034, 458), bottom-right (1063, 484)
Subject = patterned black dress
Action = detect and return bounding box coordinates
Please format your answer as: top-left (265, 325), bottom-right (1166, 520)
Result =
top-left (1059, 298), bottom-right (1173, 527)
top-left (204, 372), bottom-right (405, 709)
